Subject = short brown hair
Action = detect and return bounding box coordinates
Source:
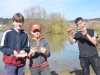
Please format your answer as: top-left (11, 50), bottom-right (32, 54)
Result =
top-left (13, 13), bottom-right (24, 22)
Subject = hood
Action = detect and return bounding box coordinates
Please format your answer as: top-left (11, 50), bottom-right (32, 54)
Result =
top-left (10, 28), bottom-right (24, 33)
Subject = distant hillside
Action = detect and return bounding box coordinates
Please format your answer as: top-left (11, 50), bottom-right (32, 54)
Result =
top-left (0, 17), bottom-right (100, 25)
top-left (69, 18), bottom-right (100, 22)
top-left (85, 18), bottom-right (100, 21)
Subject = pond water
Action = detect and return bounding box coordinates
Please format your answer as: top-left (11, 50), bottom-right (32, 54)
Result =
top-left (0, 32), bottom-right (92, 74)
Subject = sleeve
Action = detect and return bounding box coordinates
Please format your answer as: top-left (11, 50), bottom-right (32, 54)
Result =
top-left (0, 31), bottom-right (13, 55)
top-left (44, 40), bottom-right (51, 57)
top-left (21, 33), bottom-right (30, 53)
top-left (73, 33), bottom-right (78, 41)
top-left (94, 30), bottom-right (98, 38)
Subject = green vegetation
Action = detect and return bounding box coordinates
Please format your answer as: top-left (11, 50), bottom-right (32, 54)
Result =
top-left (92, 26), bottom-right (100, 32)
top-left (52, 23), bottom-right (62, 33)
top-left (0, 6), bottom-right (70, 34)
top-left (42, 34), bottom-right (69, 53)
top-left (0, 17), bottom-right (11, 24)
top-left (0, 28), bottom-right (6, 32)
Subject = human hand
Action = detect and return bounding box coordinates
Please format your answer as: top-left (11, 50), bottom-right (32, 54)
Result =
top-left (14, 50), bottom-right (18, 56)
top-left (30, 47), bottom-right (37, 54)
top-left (14, 50), bottom-right (27, 58)
top-left (20, 50), bottom-right (25, 54)
top-left (40, 47), bottom-right (46, 54)
top-left (67, 28), bottom-right (73, 35)
top-left (80, 29), bottom-right (87, 35)
top-left (28, 47), bottom-right (37, 56)
top-left (16, 52), bottom-right (27, 58)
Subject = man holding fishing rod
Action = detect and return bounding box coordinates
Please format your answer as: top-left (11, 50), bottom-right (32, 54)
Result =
top-left (67, 17), bottom-right (100, 75)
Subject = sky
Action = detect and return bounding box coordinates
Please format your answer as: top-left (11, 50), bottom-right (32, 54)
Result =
top-left (0, 0), bottom-right (100, 20)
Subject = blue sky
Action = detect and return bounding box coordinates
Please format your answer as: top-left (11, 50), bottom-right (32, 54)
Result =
top-left (0, 0), bottom-right (100, 20)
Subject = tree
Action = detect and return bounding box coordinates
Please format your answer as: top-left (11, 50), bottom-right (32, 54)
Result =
top-left (23, 6), bottom-right (69, 34)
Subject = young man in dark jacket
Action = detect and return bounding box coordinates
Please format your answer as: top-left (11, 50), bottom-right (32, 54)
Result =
top-left (0, 13), bottom-right (29, 75)
top-left (67, 17), bottom-right (100, 75)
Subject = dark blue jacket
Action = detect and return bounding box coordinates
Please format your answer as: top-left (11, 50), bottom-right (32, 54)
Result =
top-left (0, 28), bottom-right (29, 55)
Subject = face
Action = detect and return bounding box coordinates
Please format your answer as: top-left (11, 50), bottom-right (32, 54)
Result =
top-left (13, 21), bottom-right (24, 31)
top-left (76, 20), bottom-right (85, 27)
top-left (32, 29), bottom-right (41, 38)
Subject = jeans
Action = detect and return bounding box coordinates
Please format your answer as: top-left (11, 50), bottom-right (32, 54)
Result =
top-left (29, 65), bottom-right (51, 75)
top-left (4, 65), bottom-right (25, 75)
top-left (79, 55), bottom-right (100, 75)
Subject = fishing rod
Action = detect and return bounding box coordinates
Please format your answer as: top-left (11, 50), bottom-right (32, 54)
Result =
top-left (64, 49), bottom-right (79, 53)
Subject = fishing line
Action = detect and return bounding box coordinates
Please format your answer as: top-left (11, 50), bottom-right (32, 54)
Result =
top-left (64, 49), bottom-right (79, 53)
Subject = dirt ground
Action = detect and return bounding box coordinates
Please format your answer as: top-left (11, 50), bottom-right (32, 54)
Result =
top-left (24, 59), bottom-right (97, 75)
top-left (25, 66), bottom-right (96, 75)
top-left (57, 67), bottom-right (95, 75)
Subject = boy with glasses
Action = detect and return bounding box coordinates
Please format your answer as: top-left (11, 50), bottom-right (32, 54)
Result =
top-left (28, 24), bottom-right (51, 75)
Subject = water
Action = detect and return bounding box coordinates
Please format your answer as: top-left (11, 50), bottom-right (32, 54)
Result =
top-left (0, 32), bottom-right (5, 74)
top-left (0, 32), bottom-right (80, 73)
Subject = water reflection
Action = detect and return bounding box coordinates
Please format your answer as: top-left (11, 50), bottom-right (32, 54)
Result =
top-left (29, 33), bottom-right (80, 71)
top-left (42, 33), bottom-right (69, 53)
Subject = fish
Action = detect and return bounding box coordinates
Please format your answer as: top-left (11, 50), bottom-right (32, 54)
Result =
top-left (73, 26), bottom-right (84, 31)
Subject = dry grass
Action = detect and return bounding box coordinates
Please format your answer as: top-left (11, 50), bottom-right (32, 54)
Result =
top-left (25, 71), bottom-right (31, 75)
top-left (57, 68), bottom-right (95, 75)
top-left (97, 37), bottom-right (100, 51)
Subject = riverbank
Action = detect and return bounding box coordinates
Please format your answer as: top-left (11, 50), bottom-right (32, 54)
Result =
top-left (0, 66), bottom-right (97, 75)
top-left (25, 66), bottom-right (95, 75)
top-left (97, 38), bottom-right (100, 51)
top-left (24, 59), bottom-right (96, 75)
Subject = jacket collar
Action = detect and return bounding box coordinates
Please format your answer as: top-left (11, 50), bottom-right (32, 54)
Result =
top-left (31, 36), bottom-right (44, 41)
top-left (10, 28), bottom-right (24, 33)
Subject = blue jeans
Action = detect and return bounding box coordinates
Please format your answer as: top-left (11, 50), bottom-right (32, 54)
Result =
top-left (79, 55), bottom-right (100, 75)
top-left (4, 65), bottom-right (25, 75)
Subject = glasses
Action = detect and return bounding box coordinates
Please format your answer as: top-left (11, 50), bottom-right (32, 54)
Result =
top-left (33, 30), bottom-right (41, 33)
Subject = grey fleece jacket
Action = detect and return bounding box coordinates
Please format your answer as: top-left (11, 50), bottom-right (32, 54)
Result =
top-left (29, 38), bottom-right (51, 65)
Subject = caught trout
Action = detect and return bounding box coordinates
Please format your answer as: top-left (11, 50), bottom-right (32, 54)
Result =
top-left (73, 26), bottom-right (84, 32)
